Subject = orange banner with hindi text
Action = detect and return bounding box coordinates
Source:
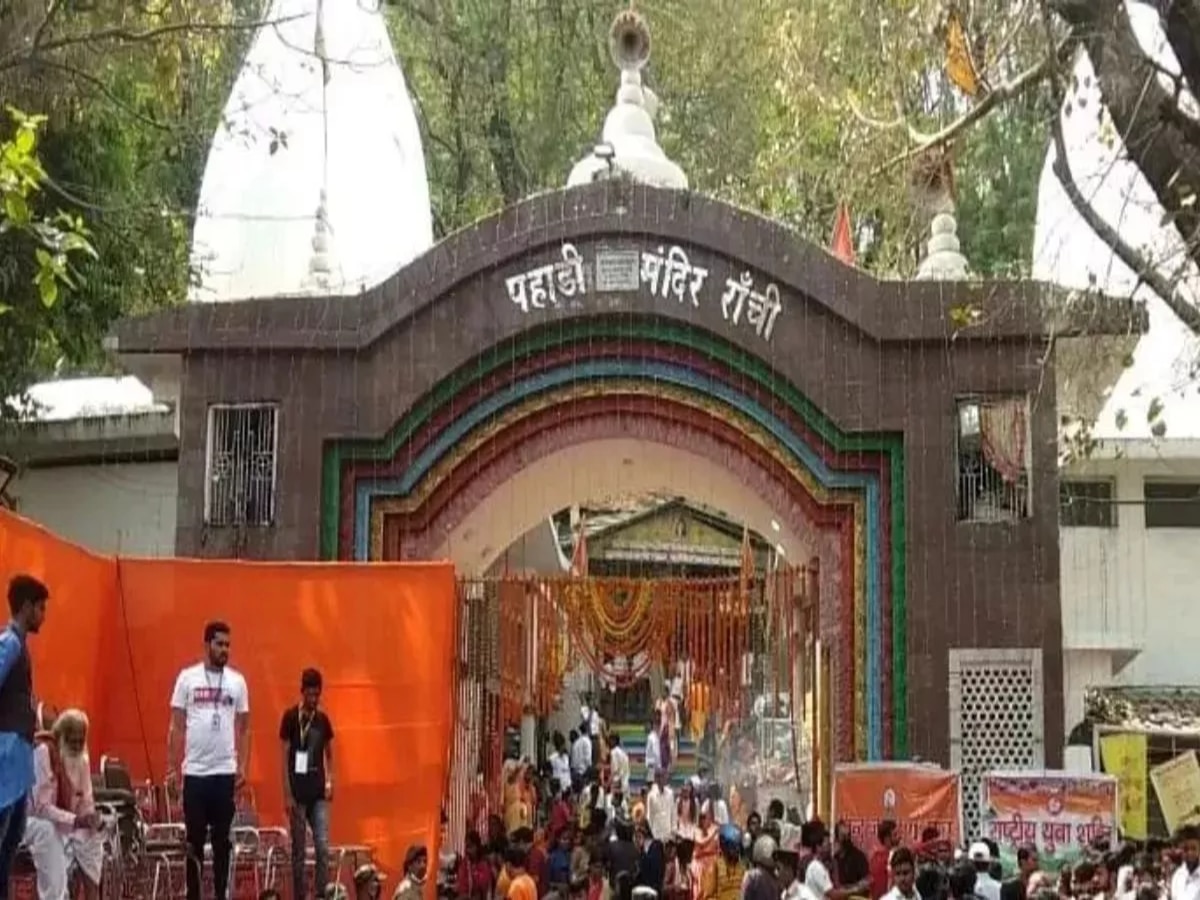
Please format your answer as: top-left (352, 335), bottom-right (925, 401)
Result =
top-left (833, 763), bottom-right (962, 851)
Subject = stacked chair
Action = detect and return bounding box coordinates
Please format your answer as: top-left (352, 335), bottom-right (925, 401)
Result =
top-left (81, 757), bottom-right (375, 899)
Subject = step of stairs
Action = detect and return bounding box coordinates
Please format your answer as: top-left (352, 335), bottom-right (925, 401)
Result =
top-left (609, 723), bottom-right (702, 792)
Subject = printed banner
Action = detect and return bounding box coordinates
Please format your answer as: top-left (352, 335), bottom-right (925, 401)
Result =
top-left (1150, 751), bottom-right (1200, 835)
top-left (981, 771), bottom-right (1117, 873)
top-left (1099, 732), bottom-right (1149, 839)
top-left (833, 764), bottom-right (961, 851)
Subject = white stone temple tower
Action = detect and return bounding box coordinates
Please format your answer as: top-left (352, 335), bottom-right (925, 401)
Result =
top-left (188, 0), bottom-right (434, 303)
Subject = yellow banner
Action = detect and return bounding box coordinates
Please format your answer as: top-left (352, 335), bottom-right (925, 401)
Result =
top-left (1100, 732), bottom-right (1148, 839)
top-left (1150, 751), bottom-right (1200, 835)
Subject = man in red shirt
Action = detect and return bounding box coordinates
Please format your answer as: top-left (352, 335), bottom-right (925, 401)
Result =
top-left (868, 821), bottom-right (899, 899)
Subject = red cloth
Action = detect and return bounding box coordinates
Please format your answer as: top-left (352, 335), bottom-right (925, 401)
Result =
top-left (457, 857), bottom-right (494, 900)
top-left (549, 799), bottom-right (572, 841)
top-left (529, 844), bottom-right (549, 898)
top-left (868, 848), bottom-right (890, 900)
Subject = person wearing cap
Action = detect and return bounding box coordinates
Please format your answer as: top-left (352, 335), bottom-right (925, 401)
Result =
top-left (968, 843), bottom-right (1001, 900)
top-left (393, 845), bottom-right (428, 900)
top-left (743, 835), bottom-right (781, 900)
top-left (354, 863), bottom-right (386, 900)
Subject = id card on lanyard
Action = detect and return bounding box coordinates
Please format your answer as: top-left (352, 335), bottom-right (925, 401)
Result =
top-left (295, 708), bottom-right (314, 774)
top-left (205, 670), bottom-right (224, 731)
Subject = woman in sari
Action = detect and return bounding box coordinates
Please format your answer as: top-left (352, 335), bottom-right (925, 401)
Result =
top-left (657, 693), bottom-right (677, 773)
top-left (692, 809), bottom-right (719, 899)
top-left (675, 782), bottom-right (698, 841)
top-left (597, 721), bottom-right (612, 792)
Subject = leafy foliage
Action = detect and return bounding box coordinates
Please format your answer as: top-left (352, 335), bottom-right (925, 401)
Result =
top-left (0, 107), bottom-right (97, 418)
top-left (1, 0), bottom-right (1187, 425)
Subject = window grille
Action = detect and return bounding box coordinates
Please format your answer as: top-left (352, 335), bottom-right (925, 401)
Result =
top-left (950, 649), bottom-right (1044, 839)
top-left (204, 404), bottom-right (278, 527)
top-left (1060, 479), bottom-right (1117, 528)
top-left (1143, 480), bottom-right (1200, 528)
top-left (956, 396), bottom-right (1032, 521)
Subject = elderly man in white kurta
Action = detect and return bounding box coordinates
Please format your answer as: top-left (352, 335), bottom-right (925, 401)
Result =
top-left (22, 708), bottom-right (104, 900)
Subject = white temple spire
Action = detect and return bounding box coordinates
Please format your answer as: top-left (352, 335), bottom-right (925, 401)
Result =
top-left (188, 0), bottom-right (433, 303)
top-left (304, 0), bottom-right (336, 291)
top-left (917, 210), bottom-right (971, 281)
top-left (567, 8), bottom-right (687, 190)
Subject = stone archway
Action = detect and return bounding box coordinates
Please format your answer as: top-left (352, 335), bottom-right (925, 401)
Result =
top-left (116, 180), bottom-right (1108, 768)
top-left (321, 316), bottom-right (905, 762)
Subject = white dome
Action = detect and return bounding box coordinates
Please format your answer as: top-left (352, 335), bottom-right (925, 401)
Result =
top-left (188, 0), bottom-right (433, 303)
top-left (1033, 2), bottom-right (1200, 439)
top-left (568, 72), bottom-right (687, 190)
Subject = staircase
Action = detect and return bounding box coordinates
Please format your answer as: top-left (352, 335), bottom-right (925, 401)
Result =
top-left (609, 723), bottom-right (701, 792)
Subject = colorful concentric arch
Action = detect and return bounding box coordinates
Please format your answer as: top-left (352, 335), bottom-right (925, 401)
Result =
top-left (319, 318), bottom-right (907, 761)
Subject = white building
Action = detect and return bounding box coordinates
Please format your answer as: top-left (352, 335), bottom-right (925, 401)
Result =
top-left (2, 377), bottom-right (177, 556)
top-left (1034, 3), bottom-right (1200, 745)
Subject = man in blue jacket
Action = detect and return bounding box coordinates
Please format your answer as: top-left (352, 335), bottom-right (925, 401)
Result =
top-left (0, 575), bottom-right (48, 899)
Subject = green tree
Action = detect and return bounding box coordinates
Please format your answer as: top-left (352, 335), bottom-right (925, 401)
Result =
top-left (0, 0), bottom-right (256, 418)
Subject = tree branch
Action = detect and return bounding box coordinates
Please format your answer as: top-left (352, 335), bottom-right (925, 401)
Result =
top-left (872, 39), bottom-right (1072, 176)
top-left (1048, 0), bottom-right (1200, 273)
top-left (1038, 5), bottom-right (1200, 333)
top-left (0, 15), bottom-right (299, 73)
top-left (1159, 0), bottom-right (1200, 93)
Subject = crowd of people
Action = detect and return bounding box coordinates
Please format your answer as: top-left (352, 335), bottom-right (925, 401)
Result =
top-left (444, 772), bottom-right (1200, 900)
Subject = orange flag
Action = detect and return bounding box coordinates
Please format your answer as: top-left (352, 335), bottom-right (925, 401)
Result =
top-left (830, 202), bottom-right (856, 266)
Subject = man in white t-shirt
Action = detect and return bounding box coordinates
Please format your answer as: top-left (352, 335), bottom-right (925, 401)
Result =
top-left (165, 620), bottom-right (250, 900)
top-left (1171, 825), bottom-right (1200, 900)
top-left (802, 821), bottom-right (869, 900)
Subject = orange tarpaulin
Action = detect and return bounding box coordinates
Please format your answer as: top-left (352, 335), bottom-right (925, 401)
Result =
top-left (0, 509), bottom-right (457, 879)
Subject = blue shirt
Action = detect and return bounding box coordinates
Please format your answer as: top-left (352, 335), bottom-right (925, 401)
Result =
top-left (0, 624), bottom-right (35, 810)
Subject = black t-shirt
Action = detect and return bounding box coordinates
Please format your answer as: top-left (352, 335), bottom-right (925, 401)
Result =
top-left (278, 706), bottom-right (334, 804)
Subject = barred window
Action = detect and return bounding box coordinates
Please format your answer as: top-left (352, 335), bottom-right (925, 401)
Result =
top-left (1144, 480), bottom-right (1200, 529)
top-left (1059, 479), bottom-right (1116, 528)
top-left (956, 396), bottom-right (1031, 522)
top-left (204, 404), bottom-right (278, 527)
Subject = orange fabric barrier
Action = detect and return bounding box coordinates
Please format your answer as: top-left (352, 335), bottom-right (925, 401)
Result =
top-left (0, 510), bottom-right (457, 879)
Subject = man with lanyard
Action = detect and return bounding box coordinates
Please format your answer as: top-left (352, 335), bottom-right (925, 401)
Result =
top-left (0, 576), bottom-right (48, 900)
top-left (280, 668), bottom-right (335, 900)
top-left (166, 621), bottom-right (250, 900)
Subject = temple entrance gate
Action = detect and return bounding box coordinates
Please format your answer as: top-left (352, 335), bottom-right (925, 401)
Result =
top-left (114, 178), bottom-right (1089, 824)
top-left (444, 563), bottom-right (826, 847)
